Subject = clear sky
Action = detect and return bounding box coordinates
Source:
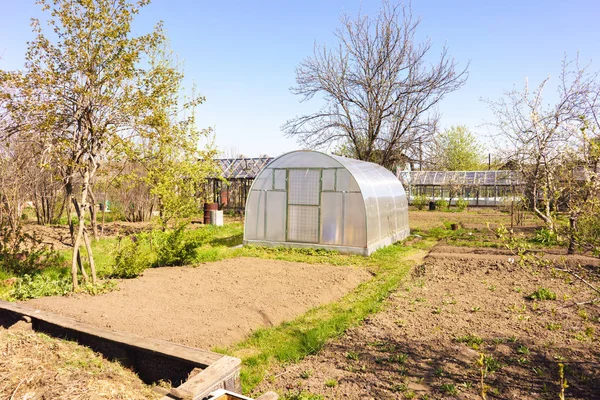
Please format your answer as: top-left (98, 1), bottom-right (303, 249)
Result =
top-left (1, 0), bottom-right (599, 157)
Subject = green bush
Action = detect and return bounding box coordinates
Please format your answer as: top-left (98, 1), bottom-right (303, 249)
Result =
top-left (455, 198), bottom-right (468, 211)
top-left (435, 199), bottom-right (449, 210)
top-left (527, 287), bottom-right (557, 301)
top-left (532, 228), bottom-right (558, 246)
top-left (9, 273), bottom-right (72, 300)
top-left (153, 223), bottom-right (201, 267)
top-left (0, 224), bottom-right (64, 276)
top-left (109, 234), bottom-right (152, 278)
top-left (412, 195), bottom-right (429, 210)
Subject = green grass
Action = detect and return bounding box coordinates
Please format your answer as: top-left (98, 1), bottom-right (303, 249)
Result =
top-left (212, 241), bottom-right (434, 394)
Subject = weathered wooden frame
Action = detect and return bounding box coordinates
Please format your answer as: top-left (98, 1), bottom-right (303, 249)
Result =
top-left (0, 300), bottom-right (241, 400)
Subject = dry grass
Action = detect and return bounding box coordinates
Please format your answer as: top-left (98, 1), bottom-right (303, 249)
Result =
top-left (0, 325), bottom-right (161, 400)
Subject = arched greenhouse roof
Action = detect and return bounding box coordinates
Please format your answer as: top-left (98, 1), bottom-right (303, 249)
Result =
top-left (243, 150), bottom-right (409, 256)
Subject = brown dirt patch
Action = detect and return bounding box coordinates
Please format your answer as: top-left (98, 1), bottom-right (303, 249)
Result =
top-left (409, 209), bottom-right (542, 232)
top-left (24, 257), bottom-right (371, 349)
top-left (22, 221), bottom-right (154, 250)
top-left (257, 247), bottom-right (599, 399)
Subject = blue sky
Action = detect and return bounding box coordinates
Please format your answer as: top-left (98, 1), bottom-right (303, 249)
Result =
top-left (1, 0), bottom-right (599, 157)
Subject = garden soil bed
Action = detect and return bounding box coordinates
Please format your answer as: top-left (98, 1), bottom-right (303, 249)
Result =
top-left (255, 246), bottom-right (599, 399)
top-left (24, 257), bottom-right (371, 349)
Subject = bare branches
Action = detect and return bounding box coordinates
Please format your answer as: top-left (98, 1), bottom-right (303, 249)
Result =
top-left (283, 0), bottom-right (468, 169)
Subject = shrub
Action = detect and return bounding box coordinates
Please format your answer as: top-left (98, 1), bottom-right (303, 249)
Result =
top-left (412, 195), bottom-right (429, 210)
top-left (153, 223), bottom-right (201, 267)
top-left (527, 287), bottom-right (557, 301)
top-left (532, 228), bottom-right (558, 246)
top-left (109, 234), bottom-right (152, 278)
top-left (435, 199), bottom-right (449, 210)
top-left (455, 198), bottom-right (468, 211)
top-left (0, 224), bottom-right (63, 276)
top-left (9, 273), bottom-right (72, 300)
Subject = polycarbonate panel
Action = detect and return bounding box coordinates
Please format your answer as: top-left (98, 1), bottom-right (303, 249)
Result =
top-left (344, 192), bottom-right (366, 247)
top-left (322, 169), bottom-right (336, 191)
top-left (274, 169), bottom-right (286, 190)
top-left (288, 169), bottom-right (320, 205)
top-left (320, 192), bottom-right (343, 245)
top-left (266, 191), bottom-right (286, 241)
top-left (252, 168), bottom-right (272, 190)
top-left (349, 176), bottom-right (360, 192)
top-left (245, 150), bottom-right (410, 252)
top-left (268, 151), bottom-right (342, 169)
top-left (336, 168), bottom-right (351, 191)
top-left (244, 191), bottom-right (265, 240)
top-left (287, 205), bottom-right (319, 243)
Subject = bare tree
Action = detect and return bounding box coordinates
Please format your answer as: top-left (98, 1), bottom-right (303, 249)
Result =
top-left (283, 1), bottom-right (468, 169)
top-left (487, 56), bottom-right (599, 234)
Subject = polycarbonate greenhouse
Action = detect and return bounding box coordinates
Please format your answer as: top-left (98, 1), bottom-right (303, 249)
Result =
top-left (243, 150), bottom-right (410, 255)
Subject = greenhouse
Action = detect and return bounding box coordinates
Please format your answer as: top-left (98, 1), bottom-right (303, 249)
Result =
top-left (243, 150), bottom-right (410, 256)
top-left (397, 170), bottom-right (523, 207)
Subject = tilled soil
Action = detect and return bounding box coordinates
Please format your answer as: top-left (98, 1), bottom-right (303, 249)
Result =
top-left (25, 257), bottom-right (371, 349)
top-left (257, 246), bottom-right (599, 399)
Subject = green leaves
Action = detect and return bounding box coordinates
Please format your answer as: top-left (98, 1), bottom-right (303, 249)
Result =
top-left (435, 125), bottom-right (484, 171)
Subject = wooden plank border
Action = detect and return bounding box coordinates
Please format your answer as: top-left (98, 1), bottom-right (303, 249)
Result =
top-left (0, 300), bottom-right (241, 398)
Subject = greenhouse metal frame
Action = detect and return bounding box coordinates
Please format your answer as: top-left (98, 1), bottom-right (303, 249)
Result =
top-left (398, 170), bottom-right (523, 207)
top-left (243, 150), bottom-right (410, 256)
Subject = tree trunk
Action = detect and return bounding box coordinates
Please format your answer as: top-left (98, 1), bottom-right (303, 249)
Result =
top-left (568, 213), bottom-right (578, 255)
top-left (101, 189), bottom-right (108, 237)
top-left (89, 188), bottom-right (98, 241)
top-left (82, 228), bottom-right (97, 285)
top-left (71, 206), bottom-right (86, 290)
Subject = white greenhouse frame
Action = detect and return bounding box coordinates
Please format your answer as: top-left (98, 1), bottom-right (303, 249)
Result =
top-left (243, 150), bottom-right (410, 256)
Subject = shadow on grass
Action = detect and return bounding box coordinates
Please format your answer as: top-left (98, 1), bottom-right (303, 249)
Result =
top-left (208, 233), bottom-right (243, 247)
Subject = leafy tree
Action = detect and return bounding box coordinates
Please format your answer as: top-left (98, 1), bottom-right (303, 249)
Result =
top-left (283, 0), bottom-right (468, 169)
top-left (125, 45), bottom-right (218, 228)
top-left (435, 125), bottom-right (484, 171)
top-left (1, 0), bottom-right (215, 288)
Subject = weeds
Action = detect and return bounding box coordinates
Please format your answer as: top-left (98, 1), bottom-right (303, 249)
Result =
top-left (299, 369), bottom-right (313, 379)
top-left (546, 322), bottom-right (562, 331)
top-left (324, 378), bottom-right (337, 388)
top-left (282, 391), bottom-right (324, 400)
top-left (439, 383), bottom-right (457, 395)
top-left (527, 287), bottom-right (557, 301)
top-left (455, 333), bottom-right (483, 349)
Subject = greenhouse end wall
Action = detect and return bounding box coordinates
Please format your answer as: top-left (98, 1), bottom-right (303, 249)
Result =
top-left (243, 151), bottom-right (410, 256)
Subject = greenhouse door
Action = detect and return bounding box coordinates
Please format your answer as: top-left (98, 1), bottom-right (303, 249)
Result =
top-left (286, 169), bottom-right (321, 243)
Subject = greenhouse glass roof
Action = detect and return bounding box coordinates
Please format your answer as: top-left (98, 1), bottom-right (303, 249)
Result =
top-left (398, 170), bottom-right (523, 186)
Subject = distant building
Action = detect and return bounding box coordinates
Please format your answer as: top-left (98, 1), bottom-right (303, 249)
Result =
top-left (397, 170), bottom-right (523, 207)
top-left (207, 156), bottom-right (273, 212)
